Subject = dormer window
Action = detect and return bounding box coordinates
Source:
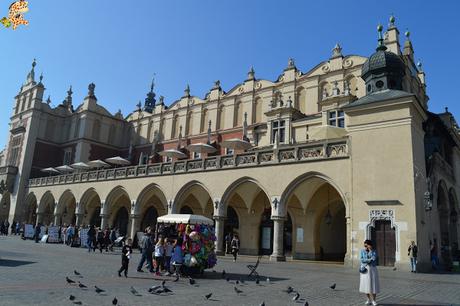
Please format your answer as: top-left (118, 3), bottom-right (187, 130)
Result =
top-left (328, 110), bottom-right (345, 128)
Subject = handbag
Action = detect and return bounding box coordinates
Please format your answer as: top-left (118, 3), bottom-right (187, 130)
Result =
top-left (359, 264), bottom-right (368, 274)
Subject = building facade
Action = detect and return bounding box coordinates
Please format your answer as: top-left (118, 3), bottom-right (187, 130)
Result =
top-left (1, 18), bottom-right (459, 271)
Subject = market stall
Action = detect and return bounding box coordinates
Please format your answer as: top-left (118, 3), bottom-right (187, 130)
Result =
top-left (156, 214), bottom-right (217, 275)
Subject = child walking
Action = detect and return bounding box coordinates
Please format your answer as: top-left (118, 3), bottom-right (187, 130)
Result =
top-left (118, 238), bottom-right (133, 278)
top-left (154, 237), bottom-right (165, 276)
top-left (164, 238), bottom-right (173, 276)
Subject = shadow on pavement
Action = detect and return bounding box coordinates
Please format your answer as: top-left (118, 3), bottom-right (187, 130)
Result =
top-left (0, 258), bottom-right (36, 267)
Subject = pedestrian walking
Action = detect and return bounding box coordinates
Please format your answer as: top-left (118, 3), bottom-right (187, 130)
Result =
top-left (137, 227), bottom-right (154, 273)
top-left (96, 228), bottom-right (105, 253)
top-left (103, 227), bottom-right (110, 252)
top-left (231, 234), bottom-right (240, 262)
top-left (408, 241), bottom-right (418, 272)
top-left (359, 239), bottom-right (380, 306)
top-left (34, 223), bottom-right (41, 243)
top-left (87, 225), bottom-right (96, 252)
top-left (15, 222), bottom-right (21, 236)
top-left (430, 240), bottom-right (439, 271)
top-left (109, 227), bottom-right (117, 252)
top-left (154, 237), bottom-right (165, 276)
top-left (118, 238), bottom-right (133, 278)
top-left (4, 220), bottom-right (9, 236)
top-left (11, 220), bottom-right (16, 235)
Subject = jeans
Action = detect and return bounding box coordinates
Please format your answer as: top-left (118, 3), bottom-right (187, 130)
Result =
top-left (87, 237), bottom-right (94, 252)
top-left (410, 257), bottom-right (417, 271)
top-left (137, 252), bottom-right (153, 272)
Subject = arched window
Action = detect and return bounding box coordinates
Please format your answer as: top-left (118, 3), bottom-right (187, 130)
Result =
top-left (186, 112), bottom-right (193, 136)
top-left (254, 97), bottom-right (263, 123)
top-left (200, 109), bottom-right (208, 133)
top-left (92, 119), bottom-right (101, 141)
top-left (296, 87), bottom-right (307, 114)
top-left (20, 96), bottom-right (26, 112)
top-left (235, 101), bottom-right (243, 127)
top-left (218, 105), bottom-right (225, 130)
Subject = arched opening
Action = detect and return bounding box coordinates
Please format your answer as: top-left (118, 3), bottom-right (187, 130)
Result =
top-left (80, 189), bottom-right (102, 228)
top-left (180, 206), bottom-right (194, 214)
top-left (222, 178), bottom-right (271, 256)
top-left (174, 182), bottom-right (213, 218)
top-left (437, 182), bottom-right (451, 266)
top-left (284, 174), bottom-right (347, 261)
top-left (113, 207), bottom-right (129, 236)
top-left (56, 190), bottom-right (77, 226)
top-left (38, 192), bottom-right (56, 226)
top-left (141, 207), bottom-right (159, 231)
top-left (24, 193), bottom-right (37, 225)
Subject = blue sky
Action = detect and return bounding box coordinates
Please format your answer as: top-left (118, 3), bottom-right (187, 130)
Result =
top-left (1, 0), bottom-right (459, 148)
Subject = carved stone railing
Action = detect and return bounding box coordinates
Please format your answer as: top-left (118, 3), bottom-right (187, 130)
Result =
top-left (27, 139), bottom-right (349, 188)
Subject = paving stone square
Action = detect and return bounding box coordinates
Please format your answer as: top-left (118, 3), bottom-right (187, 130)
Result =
top-left (1, 236), bottom-right (459, 306)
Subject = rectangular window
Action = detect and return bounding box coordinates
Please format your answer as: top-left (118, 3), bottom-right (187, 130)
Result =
top-left (328, 110), bottom-right (345, 128)
top-left (271, 120), bottom-right (286, 144)
top-left (63, 150), bottom-right (72, 165)
top-left (8, 136), bottom-right (22, 166)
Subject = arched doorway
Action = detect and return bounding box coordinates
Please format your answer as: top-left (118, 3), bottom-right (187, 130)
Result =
top-left (221, 178), bottom-right (271, 256)
top-left (113, 207), bottom-right (129, 236)
top-left (283, 174), bottom-right (347, 261)
top-left (81, 188), bottom-right (102, 228)
top-left (180, 205), bottom-right (194, 214)
top-left (283, 213), bottom-right (293, 256)
top-left (141, 207), bottom-right (158, 231)
top-left (437, 182), bottom-right (451, 266)
top-left (56, 190), bottom-right (77, 226)
top-left (38, 192), bottom-right (55, 226)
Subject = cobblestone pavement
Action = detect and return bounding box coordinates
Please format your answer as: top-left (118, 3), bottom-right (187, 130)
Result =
top-left (0, 236), bottom-right (459, 306)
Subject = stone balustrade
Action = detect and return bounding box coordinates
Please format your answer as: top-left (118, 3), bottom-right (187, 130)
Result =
top-left (27, 139), bottom-right (348, 188)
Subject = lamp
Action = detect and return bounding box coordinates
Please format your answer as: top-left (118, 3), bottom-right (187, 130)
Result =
top-left (424, 191), bottom-right (433, 211)
top-left (325, 185), bottom-right (332, 225)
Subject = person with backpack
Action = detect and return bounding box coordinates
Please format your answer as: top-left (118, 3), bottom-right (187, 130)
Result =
top-left (408, 241), bottom-right (418, 273)
top-left (87, 225), bottom-right (96, 252)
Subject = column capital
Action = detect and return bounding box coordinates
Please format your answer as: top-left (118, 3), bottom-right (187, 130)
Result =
top-left (213, 215), bottom-right (226, 221)
top-left (75, 212), bottom-right (84, 216)
top-left (100, 213), bottom-right (109, 218)
top-left (271, 215), bottom-right (286, 221)
top-left (130, 214), bottom-right (140, 219)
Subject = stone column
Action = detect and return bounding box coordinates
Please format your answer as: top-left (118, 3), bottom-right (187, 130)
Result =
top-left (270, 216), bottom-right (286, 261)
top-left (100, 214), bottom-right (109, 230)
top-left (75, 213), bottom-right (84, 227)
top-left (129, 214), bottom-right (140, 240)
top-left (213, 215), bottom-right (225, 256)
top-left (54, 214), bottom-right (62, 226)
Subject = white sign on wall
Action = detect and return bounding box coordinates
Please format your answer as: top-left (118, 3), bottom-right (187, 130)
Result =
top-left (47, 226), bottom-right (60, 243)
top-left (262, 227), bottom-right (271, 249)
top-left (296, 227), bottom-right (304, 243)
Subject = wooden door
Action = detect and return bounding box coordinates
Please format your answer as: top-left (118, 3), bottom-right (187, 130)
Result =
top-left (371, 220), bottom-right (396, 266)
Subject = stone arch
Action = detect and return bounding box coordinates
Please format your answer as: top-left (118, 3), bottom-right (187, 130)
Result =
top-left (56, 190), bottom-right (77, 226)
top-left (281, 172), bottom-right (347, 261)
top-left (172, 181), bottom-right (213, 218)
top-left (105, 186), bottom-right (131, 235)
top-left (37, 191), bottom-right (56, 226)
top-left (135, 184), bottom-right (168, 233)
top-left (24, 192), bottom-right (38, 224)
top-left (79, 188), bottom-right (102, 227)
top-left (221, 177), bottom-right (272, 255)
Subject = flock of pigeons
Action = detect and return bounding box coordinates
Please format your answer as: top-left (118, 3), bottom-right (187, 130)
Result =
top-left (65, 269), bottom-right (337, 305)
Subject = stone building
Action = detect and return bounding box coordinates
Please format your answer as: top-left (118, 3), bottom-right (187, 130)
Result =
top-left (0, 17), bottom-right (459, 271)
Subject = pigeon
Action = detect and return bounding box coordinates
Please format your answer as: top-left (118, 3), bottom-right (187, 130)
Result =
top-left (205, 293), bottom-right (212, 300)
top-left (266, 277), bottom-right (270, 284)
top-left (78, 282), bottom-right (87, 289)
top-left (112, 297), bottom-right (118, 305)
top-left (292, 292), bottom-right (300, 301)
top-left (330, 283), bottom-right (336, 290)
top-left (189, 278), bottom-right (196, 285)
top-left (148, 285), bottom-right (161, 293)
top-left (303, 302), bottom-right (309, 306)
top-left (234, 286), bottom-right (243, 294)
top-left (226, 277), bottom-right (230, 282)
top-left (393, 267), bottom-right (397, 271)
top-left (260, 302), bottom-right (265, 306)
top-left (173, 275), bottom-right (179, 282)
top-left (74, 270), bottom-right (81, 276)
top-left (69, 295), bottom-right (76, 301)
top-left (236, 280), bottom-right (239, 284)
top-left (222, 270), bottom-right (226, 277)
top-left (255, 278), bottom-right (260, 285)
top-left (73, 302), bottom-right (82, 305)
top-left (130, 286), bottom-right (139, 295)
top-left (66, 277), bottom-right (76, 284)
top-left (284, 286), bottom-right (294, 294)
top-left (95, 286), bottom-right (105, 293)
top-left (161, 280), bottom-right (166, 287)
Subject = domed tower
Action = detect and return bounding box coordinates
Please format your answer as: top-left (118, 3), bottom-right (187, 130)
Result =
top-left (361, 24), bottom-right (406, 95)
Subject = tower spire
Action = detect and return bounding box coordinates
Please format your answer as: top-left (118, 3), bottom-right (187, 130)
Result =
top-left (376, 24), bottom-right (387, 51)
top-left (25, 59), bottom-right (36, 84)
top-left (144, 75), bottom-right (157, 113)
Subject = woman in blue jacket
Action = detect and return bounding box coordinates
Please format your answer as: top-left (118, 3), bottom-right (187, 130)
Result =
top-left (359, 239), bottom-right (380, 306)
